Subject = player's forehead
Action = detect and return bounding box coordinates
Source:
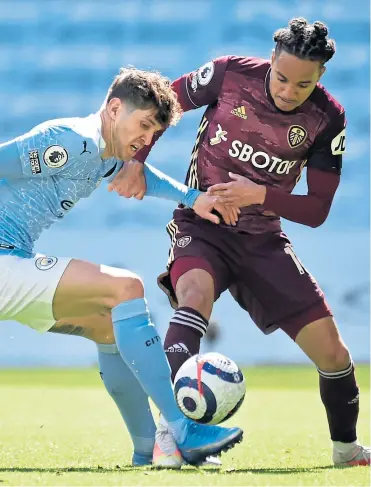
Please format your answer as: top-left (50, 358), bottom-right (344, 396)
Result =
top-left (132, 107), bottom-right (163, 131)
top-left (274, 51), bottom-right (320, 81)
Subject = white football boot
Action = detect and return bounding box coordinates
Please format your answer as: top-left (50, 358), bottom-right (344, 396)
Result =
top-left (333, 442), bottom-right (370, 466)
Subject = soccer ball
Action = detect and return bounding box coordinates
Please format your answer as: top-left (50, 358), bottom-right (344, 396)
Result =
top-left (174, 352), bottom-right (246, 425)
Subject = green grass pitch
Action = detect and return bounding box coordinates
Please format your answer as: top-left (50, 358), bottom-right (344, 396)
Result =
top-left (0, 365), bottom-right (369, 486)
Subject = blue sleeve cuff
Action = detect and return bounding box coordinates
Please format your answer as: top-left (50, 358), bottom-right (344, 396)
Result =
top-left (144, 163), bottom-right (201, 207)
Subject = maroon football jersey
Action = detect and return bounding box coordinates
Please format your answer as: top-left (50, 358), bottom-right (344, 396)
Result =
top-left (139, 56), bottom-right (346, 234)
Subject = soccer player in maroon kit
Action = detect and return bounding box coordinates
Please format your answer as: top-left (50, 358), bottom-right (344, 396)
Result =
top-left (110, 18), bottom-right (370, 468)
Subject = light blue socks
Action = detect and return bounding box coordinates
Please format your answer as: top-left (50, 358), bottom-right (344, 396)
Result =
top-left (97, 343), bottom-right (156, 458)
top-left (111, 298), bottom-right (186, 438)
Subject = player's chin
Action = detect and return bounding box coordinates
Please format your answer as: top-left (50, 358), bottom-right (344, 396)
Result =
top-left (275, 99), bottom-right (298, 112)
top-left (121, 149), bottom-right (134, 162)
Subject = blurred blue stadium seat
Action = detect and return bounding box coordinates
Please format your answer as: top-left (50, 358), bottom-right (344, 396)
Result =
top-left (0, 0), bottom-right (368, 231)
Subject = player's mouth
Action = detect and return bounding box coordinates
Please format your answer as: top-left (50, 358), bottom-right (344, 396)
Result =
top-left (278, 96), bottom-right (296, 106)
top-left (130, 144), bottom-right (141, 154)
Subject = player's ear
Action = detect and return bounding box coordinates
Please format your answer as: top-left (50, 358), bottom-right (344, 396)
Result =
top-left (271, 49), bottom-right (275, 65)
top-left (107, 98), bottom-right (121, 121)
top-left (319, 65), bottom-right (326, 80)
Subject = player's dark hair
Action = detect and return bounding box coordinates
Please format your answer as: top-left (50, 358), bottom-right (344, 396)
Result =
top-left (273, 18), bottom-right (336, 64)
top-left (106, 67), bottom-right (182, 127)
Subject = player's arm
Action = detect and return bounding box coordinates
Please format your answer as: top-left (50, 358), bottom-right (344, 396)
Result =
top-left (143, 163), bottom-right (200, 206)
top-left (263, 167), bottom-right (340, 227)
top-left (262, 112), bottom-right (345, 227)
top-left (133, 57), bottom-right (231, 164)
top-left (142, 163), bottom-right (238, 226)
top-left (0, 126), bottom-right (87, 179)
top-left (0, 139), bottom-right (26, 178)
top-left (108, 58), bottom-right (231, 197)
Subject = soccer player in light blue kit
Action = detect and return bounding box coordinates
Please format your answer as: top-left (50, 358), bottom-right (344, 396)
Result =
top-left (0, 67), bottom-right (243, 466)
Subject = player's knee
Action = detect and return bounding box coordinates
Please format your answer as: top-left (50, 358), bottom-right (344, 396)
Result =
top-left (90, 320), bottom-right (115, 344)
top-left (176, 277), bottom-right (213, 315)
top-left (101, 268), bottom-right (144, 310)
top-left (111, 275), bottom-right (144, 308)
top-left (317, 342), bottom-right (351, 372)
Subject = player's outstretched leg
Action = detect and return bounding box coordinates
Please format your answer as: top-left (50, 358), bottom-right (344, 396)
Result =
top-left (52, 259), bottom-right (242, 466)
top-left (50, 318), bottom-right (157, 466)
top-left (154, 264), bottom-right (223, 467)
top-left (111, 296), bottom-right (243, 465)
top-left (97, 343), bottom-right (156, 466)
top-left (294, 316), bottom-right (370, 467)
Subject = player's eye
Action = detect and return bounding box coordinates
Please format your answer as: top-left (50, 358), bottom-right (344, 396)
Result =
top-left (299, 83), bottom-right (310, 89)
top-left (141, 122), bottom-right (150, 130)
top-left (277, 77), bottom-right (286, 83)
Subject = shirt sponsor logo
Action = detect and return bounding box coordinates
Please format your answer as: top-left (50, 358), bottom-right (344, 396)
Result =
top-left (231, 105), bottom-right (248, 120)
top-left (209, 124), bottom-right (228, 145)
top-left (331, 129), bottom-right (346, 155)
top-left (229, 140), bottom-right (299, 175)
top-left (28, 150), bottom-right (41, 174)
top-left (287, 125), bottom-right (307, 149)
top-left (43, 145), bottom-right (69, 168)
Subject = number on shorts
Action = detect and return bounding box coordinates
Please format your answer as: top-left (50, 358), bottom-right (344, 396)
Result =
top-left (284, 245), bottom-right (305, 275)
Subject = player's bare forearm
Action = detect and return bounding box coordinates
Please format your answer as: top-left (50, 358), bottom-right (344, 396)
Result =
top-left (208, 168), bottom-right (340, 228)
top-left (207, 172), bottom-right (266, 207)
top-left (107, 159), bottom-right (146, 199)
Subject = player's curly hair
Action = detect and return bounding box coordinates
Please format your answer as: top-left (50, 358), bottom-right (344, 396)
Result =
top-left (273, 18), bottom-right (336, 64)
top-left (106, 67), bottom-right (182, 127)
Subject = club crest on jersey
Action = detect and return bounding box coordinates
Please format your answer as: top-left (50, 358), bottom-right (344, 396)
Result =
top-left (197, 61), bottom-right (214, 86)
top-left (35, 256), bottom-right (58, 271)
top-left (210, 124), bottom-right (227, 145)
top-left (231, 105), bottom-right (247, 120)
top-left (177, 236), bottom-right (192, 248)
top-left (287, 125), bottom-right (307, 148)
top-left (43, 145), bottom-right (69, 168)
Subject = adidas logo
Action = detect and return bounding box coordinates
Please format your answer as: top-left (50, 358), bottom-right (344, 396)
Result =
top-left (231, 105), bottom-right (247, 119)
top-left (165, 343), bottom-right (191, 355)
top-left (348, 394), bottom-right (359, 405)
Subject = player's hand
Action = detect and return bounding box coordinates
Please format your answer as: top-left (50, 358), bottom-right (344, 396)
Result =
top-left (107, 159), bottom-right (146, 200)
top-left (207, 172), bottom-right (266, 207)
top-left (192, 194), bottom-right (223, 224)
top-left (213, 202), bottom-right (241, 226)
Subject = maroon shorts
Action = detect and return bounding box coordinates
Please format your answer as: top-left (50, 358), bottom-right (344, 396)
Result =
top-left (157, 209), bottom-right (332, 340)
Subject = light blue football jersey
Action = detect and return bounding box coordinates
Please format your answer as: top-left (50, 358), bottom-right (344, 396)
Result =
top-left (0, 113), bottom-right (121, 254)
top-left (0, 111), bottom-right (201, 257)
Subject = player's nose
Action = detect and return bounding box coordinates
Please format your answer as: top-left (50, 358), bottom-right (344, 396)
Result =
top-left (141, 132), bottom-right (153, 145)
top-left (281, 85), bottom-right (297, 101)
top-left (142, 131), bottom-right (154, 146)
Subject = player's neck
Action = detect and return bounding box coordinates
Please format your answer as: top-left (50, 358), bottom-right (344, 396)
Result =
top-left (100, 110), bottom-right (115, 159)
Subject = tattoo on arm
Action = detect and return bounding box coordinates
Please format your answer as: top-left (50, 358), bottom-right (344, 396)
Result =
top-left (48, 324), bottom-right (87, 338)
